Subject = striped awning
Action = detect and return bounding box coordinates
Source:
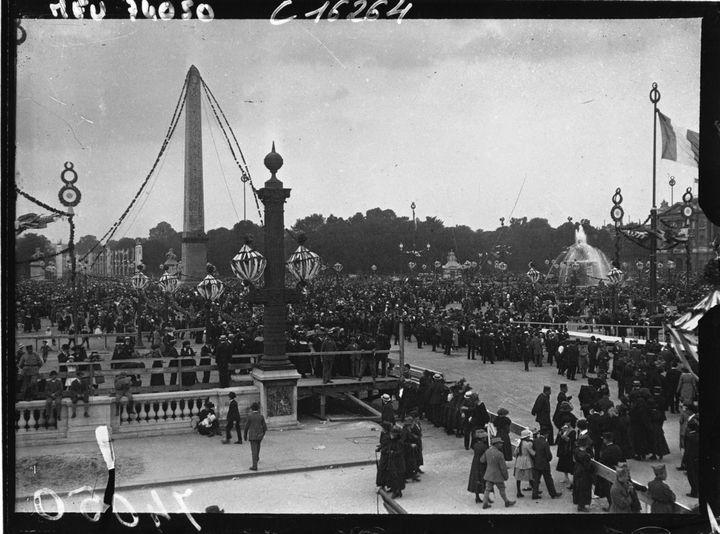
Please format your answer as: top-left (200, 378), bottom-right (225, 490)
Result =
top-left (673, 289), bottom-right (720, 331)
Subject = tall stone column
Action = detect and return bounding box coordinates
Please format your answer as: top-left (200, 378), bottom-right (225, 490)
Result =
top-left (250, 144), bottom-right (301, 428)
top-left (181, 65), bottom-right (208, 281)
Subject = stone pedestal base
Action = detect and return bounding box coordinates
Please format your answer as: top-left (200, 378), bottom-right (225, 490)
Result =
top-left (250, 367), bottom-right (302, 428)
top-left (29, 261), bottom-right (45, 280)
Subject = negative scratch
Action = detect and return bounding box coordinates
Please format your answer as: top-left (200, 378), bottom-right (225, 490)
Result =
top-left (49, 29), bottom-right (140, 48)
top-left (30, 98), bottom-right (86, 149)
top-left (49, 96), bottom-right (67, 106)
top-left (301, 26), bottom-right (346, 69)
top-left (79, 115), bottom-right (94, 124)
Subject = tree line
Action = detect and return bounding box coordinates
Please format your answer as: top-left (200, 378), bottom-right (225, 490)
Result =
top-left (16, 208), bottom-right (660, 278)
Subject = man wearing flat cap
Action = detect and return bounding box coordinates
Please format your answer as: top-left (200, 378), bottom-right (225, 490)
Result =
top-left (480, 437), bottom-right (516, 509)
top-left (647, 464), bottom-right (676, 513)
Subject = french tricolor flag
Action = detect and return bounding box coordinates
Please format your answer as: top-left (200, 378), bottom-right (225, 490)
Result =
top-left (657, 111), bottom-right (699, 167)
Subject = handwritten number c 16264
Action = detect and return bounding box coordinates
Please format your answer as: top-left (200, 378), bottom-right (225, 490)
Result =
top-left (271, 0), bottom-right (411, 24)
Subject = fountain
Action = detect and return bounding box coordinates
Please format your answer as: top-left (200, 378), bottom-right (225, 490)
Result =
top-left (554, 223), bottom-right (612, 287)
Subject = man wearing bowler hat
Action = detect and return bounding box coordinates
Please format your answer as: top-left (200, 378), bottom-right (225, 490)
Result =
top-left (244, 402), bottom-right (267, 471)
top-left (222, 391), bottom-right (243, 444)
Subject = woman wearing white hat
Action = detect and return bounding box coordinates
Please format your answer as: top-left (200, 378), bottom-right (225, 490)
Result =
top-left (513, 428), bottom-right (537, 499)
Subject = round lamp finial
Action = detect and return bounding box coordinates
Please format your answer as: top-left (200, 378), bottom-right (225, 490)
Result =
top-left (264, 142), bottom-right (284, 175)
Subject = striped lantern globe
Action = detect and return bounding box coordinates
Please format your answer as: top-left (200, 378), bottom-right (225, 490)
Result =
top-left (131, 264), bottom-right (150, 291)
top-left (197, 263), bottom-right (225, 302)
top-left (231, 238), bottom-right (267, 286)
top-left (286, 233), bottom-right (321, 286)
top-left (158, 266), bottom-right (179, 294)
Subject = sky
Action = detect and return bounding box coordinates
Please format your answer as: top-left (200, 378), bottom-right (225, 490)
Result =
top-left (15, 18), bottom-right (702, 246)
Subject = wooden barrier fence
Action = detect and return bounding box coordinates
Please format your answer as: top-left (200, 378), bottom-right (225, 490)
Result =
top-left (22, 350), bottom-right (396, 398)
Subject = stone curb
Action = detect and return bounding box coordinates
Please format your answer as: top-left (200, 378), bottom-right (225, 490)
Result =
top-left (16, 458), bottom-right (377, 501)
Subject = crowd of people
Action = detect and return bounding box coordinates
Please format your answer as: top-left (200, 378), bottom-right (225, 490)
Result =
top-left (15, 272), bottom-right (702, 512)
top-left (372, 330), bottom-right (699, 512)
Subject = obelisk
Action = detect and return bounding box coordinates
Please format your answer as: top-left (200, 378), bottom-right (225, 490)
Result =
top-left (181, 65), bottom-right (208, 281)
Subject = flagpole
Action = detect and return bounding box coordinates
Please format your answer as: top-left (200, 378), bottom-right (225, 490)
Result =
top-left (649, 82), bottom-right (661, 317)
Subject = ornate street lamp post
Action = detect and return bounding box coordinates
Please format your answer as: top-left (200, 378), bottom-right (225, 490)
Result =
top-left (130, 264), bottom-right (150, 348)
top-left (231, 144), bottom-right (322, 427)
top-left (196, 263), bottom-right (225, 344)
top-left (58, 161), bottom-right (81, 345)
top-left (158, 262), bottom-right (179, 323)
top-left (681, 188), bottom-right (694, 291)
top-left (607, 263), bottom-right (625, 323)
top-left (636, 260), bottom-right (645, 285)
top-left (526, 261), bottom-right (541, 286)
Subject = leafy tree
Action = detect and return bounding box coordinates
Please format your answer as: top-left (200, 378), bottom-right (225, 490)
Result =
top-left (75, 234), bottom-right (100, 255)
top-left (148, 221), bottom-right (178, 242)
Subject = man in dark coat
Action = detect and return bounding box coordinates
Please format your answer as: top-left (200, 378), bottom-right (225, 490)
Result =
top-left (199, 340), bottom-right (213, 384)
top-left (683, 417), bottom-right (699, 498)
top-left (663, 361), bottom-right (682, 414)
top-left (244, 402), bottom-right (267, 471)
top-left (222, 391), bottom-right (243, 444)
top-left (320, 328), bottom-right (338, 384)
top-left (380, 393), bottom-right (396, 425)
top-left (428, 374), bottom-right (445, 426)
top-left (214, 335), bottom-right (233, 387)
top-left (532, 429), bottom-right (562, 499)
top-left (565, 340), bottom-right (579, 380)
top-left (596, 432), bottom-right (623, 510)
top-left (531, 386), bottom-right (554, 444)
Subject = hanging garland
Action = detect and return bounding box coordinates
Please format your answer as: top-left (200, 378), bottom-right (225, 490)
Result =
top-left (14, 187), bottom-right (75, 264)
top-left (200, 78), bottom-right (264, 225)
top-left (81, 70), bottom-right (192, 269)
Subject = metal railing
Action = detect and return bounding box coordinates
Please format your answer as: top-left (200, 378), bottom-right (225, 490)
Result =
top-left (511, 320), bottom-right (666, 343)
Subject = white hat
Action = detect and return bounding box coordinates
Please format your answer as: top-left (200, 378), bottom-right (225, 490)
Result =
top-left (464, 390), bottom-right (473, 398)
top-left (381, 394), bottom-right (391, 402)
top-left (520, 429), bottom-right (533, 440)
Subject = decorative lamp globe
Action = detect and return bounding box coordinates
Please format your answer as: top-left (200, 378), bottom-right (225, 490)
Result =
top-left (131, 264), bottom-right (150, 291)
top-left (197, 263), bottom-right (225, 302)
top-left (371, 264), bottom-right (377, 272)
top-left (434, 260), bottom-right (441, 269)
top-left (607, 266), bottom-right (624, 287)
top-left (231, 236), bottom-right (267, 286)
top-left (158, 264), bottom-right (179, 294)
top-left (408, 261), bottom-right (416, 270)
top-left (526, 262), bottom-right (540, 284)
top-left (636, 260), bottom-right (644, 271)
top-left (333, 262), bottom-right (343, 273)
top-left (286, 233), bottom-right (321, 287)
top-left (463, 260), bottom-right (471, 269)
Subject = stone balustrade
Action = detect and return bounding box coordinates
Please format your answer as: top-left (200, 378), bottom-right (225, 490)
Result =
top-left (15, 386), bottom-right (260, 446)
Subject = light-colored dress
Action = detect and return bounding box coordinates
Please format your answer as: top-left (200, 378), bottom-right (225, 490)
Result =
top-left (513, 439), bottom-right (535, 481)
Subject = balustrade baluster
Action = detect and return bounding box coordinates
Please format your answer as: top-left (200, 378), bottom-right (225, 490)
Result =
top-left (27, 410), bottom-right (37, 432)
top-left (181, 398), bottom-right (191, 419)
top-left (158, 402), bottom-right (167, 421)
top-left (37, 409), bottom-right (46, 429)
